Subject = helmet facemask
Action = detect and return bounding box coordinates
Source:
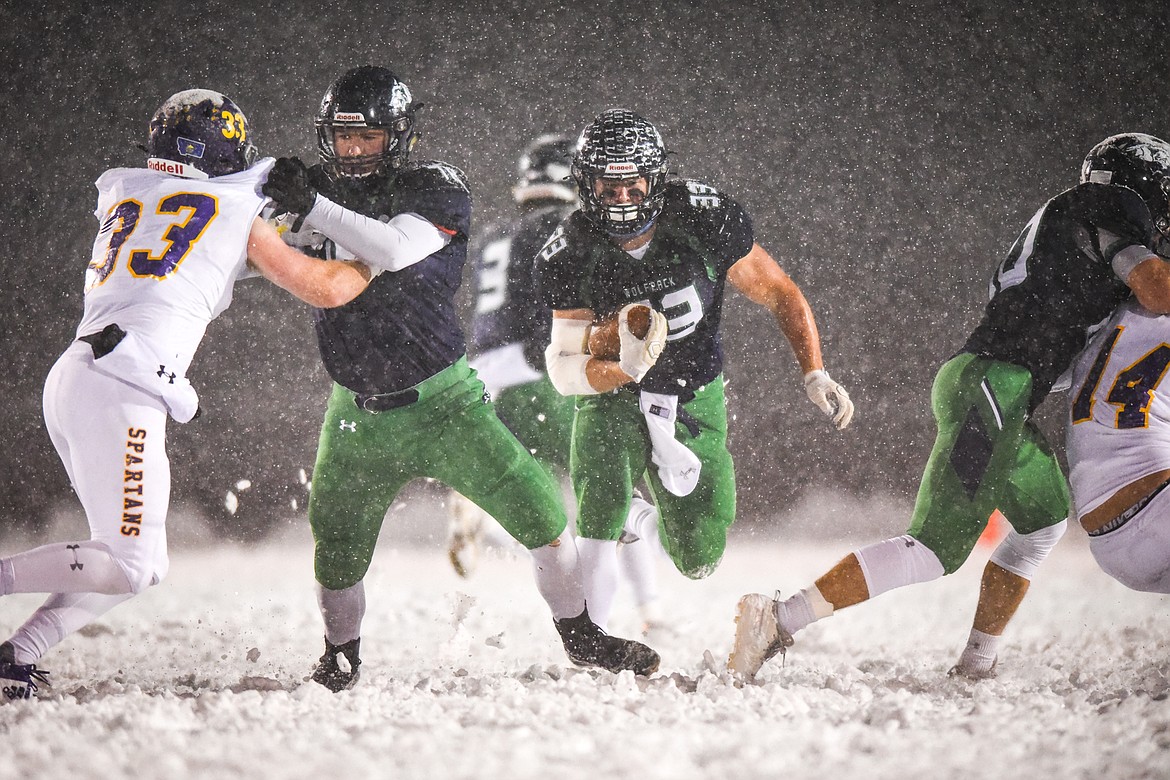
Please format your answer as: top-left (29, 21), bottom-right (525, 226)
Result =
top-left (572, 109), bottom-right (668, 237)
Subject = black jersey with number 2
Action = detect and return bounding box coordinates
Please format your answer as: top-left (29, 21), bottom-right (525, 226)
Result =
top-left (537, 179), bottom-right (754, 397)
top-left (963, 182), bottom-right (1159, 412)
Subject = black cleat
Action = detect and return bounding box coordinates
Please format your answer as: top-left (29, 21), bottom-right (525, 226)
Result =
top-left (310, 636), bottom-right (361, 692)
top-left (0, 641), bottom-right (50, 703)
top-left (554, 610), bottom-right (660, 676)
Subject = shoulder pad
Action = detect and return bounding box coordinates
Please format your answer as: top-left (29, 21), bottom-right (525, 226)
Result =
top-left (399, 160), bottom-right (471, 194)
top-left (667, 179), bottom-right (727, 210)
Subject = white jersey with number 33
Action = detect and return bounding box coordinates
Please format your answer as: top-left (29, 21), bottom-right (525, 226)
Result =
top-left (77, 158), bottom-right (275, 381)
top-left (1067, 300), bottom-right (1170, 518)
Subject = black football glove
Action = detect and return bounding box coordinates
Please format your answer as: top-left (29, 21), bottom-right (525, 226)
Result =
top-left (262, 157), bottom-right (318, 216)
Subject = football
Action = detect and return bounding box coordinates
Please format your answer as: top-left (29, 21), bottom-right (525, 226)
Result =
top-left (587, 304), bottom-right (652, 359)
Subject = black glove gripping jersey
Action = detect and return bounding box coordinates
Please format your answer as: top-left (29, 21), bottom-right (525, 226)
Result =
top-left (536, 180), bottom-right (754, 397)
top-left (306, 160), bottom-right (472, 394)
top-left (470, 202), bottom-right (574, 370)
top-left (963, 183), bottom-right (1159, 412)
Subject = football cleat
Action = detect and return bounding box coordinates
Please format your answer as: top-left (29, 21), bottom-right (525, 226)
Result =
top-left (728, 592), bottom-right (793, 679)
top-left (0, 641), bottom-right (50, 703)
top-left (310, 636), bottom-right (361, 692)
top-left (554, 610), bottom-right (660, 676)
top-left (947, 656), bottom-right (999, 681)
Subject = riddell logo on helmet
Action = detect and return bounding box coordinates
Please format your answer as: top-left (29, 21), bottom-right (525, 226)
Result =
top-left (147, 158), bottom-right (210, 180)
top-left (148, 159), bottom-right (188, 175)
top-left (605, 162), bottom-right (639, 176)
top-left (334, 112), bottom-right (366, 123)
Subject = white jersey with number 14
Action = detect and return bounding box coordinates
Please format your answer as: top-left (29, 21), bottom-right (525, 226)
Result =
top-left (1067, 299), bottom-right (1170, 517)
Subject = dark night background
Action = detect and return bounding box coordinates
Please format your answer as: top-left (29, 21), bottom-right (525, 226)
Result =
top-left (0, 1), bottom-right (1166, 541)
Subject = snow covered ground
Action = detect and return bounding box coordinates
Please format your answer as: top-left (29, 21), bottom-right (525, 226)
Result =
top-left (1, 498), bottom-right (1167, 780)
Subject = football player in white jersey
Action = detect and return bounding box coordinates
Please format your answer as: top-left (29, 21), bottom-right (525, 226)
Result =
top-left (1068, 298), bottom-right (1170, 593)
top-left (0, 89), bottom-right (372, 701)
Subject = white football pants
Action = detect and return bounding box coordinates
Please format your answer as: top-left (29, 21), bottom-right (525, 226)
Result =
top-left (1, 344), bottom-right (171, 662)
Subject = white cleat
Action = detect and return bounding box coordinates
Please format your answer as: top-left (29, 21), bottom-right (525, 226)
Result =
top-left (727, 592), bottom-right (793, 679)
top-left (947, 656), bottom-right (998, 681)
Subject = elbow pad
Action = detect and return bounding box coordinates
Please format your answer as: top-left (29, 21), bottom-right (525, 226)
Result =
top-left (545, 318), bottom-right (598, 396)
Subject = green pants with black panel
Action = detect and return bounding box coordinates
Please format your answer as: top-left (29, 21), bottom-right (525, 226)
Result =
top-left (908, 353), bottom-right (1070, 573)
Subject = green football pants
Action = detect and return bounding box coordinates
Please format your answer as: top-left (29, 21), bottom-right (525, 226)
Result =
top-left (309, 358), bottom-right (567, 589)
top-left (571, 378), bottom-right (736, 579)
top-left (908, 353), bottom-right (1070, 573)
top-left (490, 375), bottom-right (575, 476)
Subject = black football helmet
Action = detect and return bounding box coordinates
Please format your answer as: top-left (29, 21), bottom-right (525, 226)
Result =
top-left (1081, 133), bottom-right (1170, 243)
top-left (514, 134), bottom-right (576, 205)
top-left (146, 89), bottom-right (257, 178)
top-left (571, 109), bottom-right (668, 236)
top-left (316, 66), bottom-right (421, 179)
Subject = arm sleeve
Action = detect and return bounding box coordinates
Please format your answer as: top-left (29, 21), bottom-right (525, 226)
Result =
top-left (1097, 227), bottom-right (1159, 281)
top-left (303, 196), bottom-right (451, 272)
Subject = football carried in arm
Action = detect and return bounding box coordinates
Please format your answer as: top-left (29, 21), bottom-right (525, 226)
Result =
top-left (587, 304), bottom-right (652, 360)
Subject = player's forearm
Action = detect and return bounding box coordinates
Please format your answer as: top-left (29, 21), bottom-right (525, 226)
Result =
top-left (305, 197), bottom-right (447, 272)
top-left (772, 292), bottom-right (823, 374)
top-left (266, 256), bottom-right (371, 308)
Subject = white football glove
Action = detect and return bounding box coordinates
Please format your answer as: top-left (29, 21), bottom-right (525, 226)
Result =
top-left (804, 369), bottom-right (854, 430)
top-left (618, 304), bottom-right (668, 382)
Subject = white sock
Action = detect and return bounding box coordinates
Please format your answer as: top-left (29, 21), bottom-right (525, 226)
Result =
top-left (8, 591), bottom-right (135, 663)
top-left (1, 541), bottom-right (134, 595)
top-left (957, 628), bottom-right (1000, 674)
top-left (623, 496), bottom-right (666, 556)
top-left (618, 539), bottom-right (659, 608)
top-left (317, 581), bottom-right (366, 645)
top-left (529, 531), bottom-right (586, 620)
top-left (777, 586), bottom-right (833, 635)
top-left (575, 538), bottom-right (621, 631)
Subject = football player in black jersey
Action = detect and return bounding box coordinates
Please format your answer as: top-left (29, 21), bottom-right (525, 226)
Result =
top-left (262, 69), bottom-right (659, 689)
top-left (448, 134), bottom-right (668, 635)
top-left (731, 133), bottom-right (1170, 680)
top-left (537, 109), bottom-right (854, 638)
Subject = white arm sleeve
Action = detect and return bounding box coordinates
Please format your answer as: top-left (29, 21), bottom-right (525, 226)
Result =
top-left (303, 196), bottom-right (451, 272)
top-left (1097, 228), bottom-right (1158, 282)
top-left (545, 318), bottom-right (599, 396)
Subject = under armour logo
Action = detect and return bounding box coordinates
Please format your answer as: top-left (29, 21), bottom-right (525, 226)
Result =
top-left (66, 544), bottom-right (84, 571)
top-left (157, 365), bottom-right (176, 384)
top-left (339, 420), bottom-right (357, 432)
